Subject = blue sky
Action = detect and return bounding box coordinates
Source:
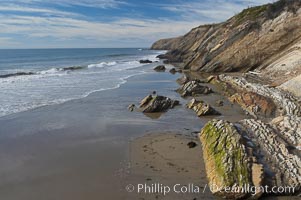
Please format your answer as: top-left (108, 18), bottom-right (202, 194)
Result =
top-left (0, 0), bottom-right (274, 48)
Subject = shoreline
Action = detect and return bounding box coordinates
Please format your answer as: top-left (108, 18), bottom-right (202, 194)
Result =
top-left (0, 62), bottom-right (206, 200)
top-left (0, 57), bottom-right (299, 199)
top-left (0, 49), bottom-right (166, 119)
top-left (127, 59), bottom-right (301, 199)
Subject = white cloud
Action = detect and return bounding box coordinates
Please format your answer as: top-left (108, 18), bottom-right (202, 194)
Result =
top-left (0, 0), bottom-right (276, 48)
top-left (0, 14), bottom-right (201, 41)
top-left (3, 0), bottom-right (126, 9)
top-left (0, 4), bottom-right (81, 17)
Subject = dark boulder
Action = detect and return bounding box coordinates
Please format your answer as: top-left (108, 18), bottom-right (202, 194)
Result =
top-left (153, 65), bottom-right (166, 72)
top-left (139, 95), bottom-right (180, 113)
top-left (169, 68), bottom-right (177, 74)
top-left (177, 80), bottom-right (213, 97)
top-left (0, 72), bottom-right (35, 78)
top-left (187, 141), bottom-right (197, 148)
top-left (62, 66), bottom-right (85, 71)
top-left (139, 59), bottom-right (153, 64)
top-left (156, 54), bottom-right (168, 59)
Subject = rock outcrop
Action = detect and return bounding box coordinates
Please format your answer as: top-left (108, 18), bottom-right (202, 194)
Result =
top-left (169, 68), bottom-right (182, 74)
top-left (139, 59), bottom-right (153, 64)
top-left (200, 118), bottom-right (301, 199)
top-left (176, 80), bottom-right (212, 97)
top-left (139, 95), bottom-right (180, 113)
top-left (153, 65), bottom-right (166, 72)
top-left (176, 75), bottom-right (191, 85)
top-left (211, 74), bottom-right (301, 147)
top-left (151, 0), bottom-right (301, 75)
top-left (279, 74), bottom-right (301, 97)
top-left (187, 99), bottom-right (220, 116)
top-left (150, 1), bottom-right (301, 198)
top-left (229, 92), bottom-right (276, 118)
top-left (218, 75), bottom-right (301, 116)
top-left (271, 115), bottom-right (301, 148)
top-left (200, 120), bottom-right (263, 199)
top-left (199, 75), bottom-right (301, 198)
top-left (240, 119), bottom-right (301, 191)
top-left (128, 104), bottom-right (135, 112)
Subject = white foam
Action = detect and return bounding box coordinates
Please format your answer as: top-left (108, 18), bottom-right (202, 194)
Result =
top-left (88, 61), bottom-right (117, 68)
top-left (0, 51), bottom-right (162, 118)
top-left (38, 68), bottom-right (61, 75)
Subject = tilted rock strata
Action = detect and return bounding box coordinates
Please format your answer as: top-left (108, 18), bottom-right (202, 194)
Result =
top-left (200, 119), bottom-right (263, 199)
top-left (280, 73), bottom-right (301, 98)
top-left (271, 116), bottom-right (301, 147)
top-left (187, 99), bottom-right (220, 116)
top-left (176, 80), bottom-right (212, 97)
top-left (229, 92), bottom-right (276, 118)
top-left (139, 95), bottom-right (179, 113)
top-left (219, 75), bottom-right (301, 116)
top-left (212, 75), bottom-right (301, 147)
top-left (240, 119), bottom-right (301, 191)
top-left (151, 1), bottom-right (301, 74)
top-left (176, 75), bottom-right (191, 85)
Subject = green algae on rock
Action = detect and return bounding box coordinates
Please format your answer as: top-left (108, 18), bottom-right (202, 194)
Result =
top-left (199, 119), bottom-right (263, 199)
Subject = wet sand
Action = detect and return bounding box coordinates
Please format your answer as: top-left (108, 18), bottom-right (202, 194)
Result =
top-left (0, 63), bottom-right (200, 200)
top-left (127, 132), bottom-right (216, 200)
top-left (0, 62), bottom-right (249, 200)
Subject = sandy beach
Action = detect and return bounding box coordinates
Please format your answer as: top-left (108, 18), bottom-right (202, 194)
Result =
top-left (0, 63), bottom-right (206, 200)
top-left (1, 1), bottom-right (301, 199)
top-left (0, 56), bottom-right (247, 199)
top-left (0, 59), bottom-right (299, 200)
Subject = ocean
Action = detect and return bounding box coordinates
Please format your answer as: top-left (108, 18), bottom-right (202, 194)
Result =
top-left (0, 48), bottom-right (165, 118)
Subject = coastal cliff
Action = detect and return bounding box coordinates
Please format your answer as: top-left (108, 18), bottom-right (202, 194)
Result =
top-left (151, 0), bottom-right (301, 79)
top-left (149, 0), bottom-right (301, 199)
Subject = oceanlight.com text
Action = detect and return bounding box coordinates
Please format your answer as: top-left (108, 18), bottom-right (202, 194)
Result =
top-left (125, 183), bottom-right (296, 196)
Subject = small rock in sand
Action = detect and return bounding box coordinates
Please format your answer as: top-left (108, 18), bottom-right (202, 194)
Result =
top-left (128, 104), bottom-right (135, 112)
top-left (187, 141), bottom-right (197, 148)
top-left (216, 100), bottom-right (224, 107)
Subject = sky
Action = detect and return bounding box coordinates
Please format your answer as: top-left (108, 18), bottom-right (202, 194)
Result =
top-left (0, 0), bottom-right (275, 49)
